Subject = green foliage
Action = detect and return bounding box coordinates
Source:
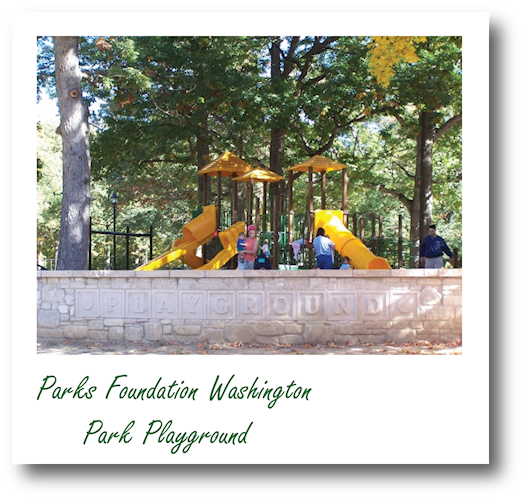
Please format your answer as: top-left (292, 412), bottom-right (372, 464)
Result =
top-left (37, 120), bottom-right (62, 267)
top-left (37, 36), bottom-right (462, 268)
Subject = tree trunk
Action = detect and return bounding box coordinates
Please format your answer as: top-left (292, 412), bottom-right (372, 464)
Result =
top-left (419, 111), bottom-right (434, 241)
top-left (196, 113), bottom-right (211, 206)
top-left (270, 127), bottom-right (285, 198)
top-left (54, 36), bottom-right (91, 270)
top-left (269, 39), bottom-right (286, 202)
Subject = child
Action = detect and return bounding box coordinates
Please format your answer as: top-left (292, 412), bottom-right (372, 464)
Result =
top-left (237, 232), bottom-right (246, 264)
top-left (261, 239), bottom-right (270, 257)
top-left (291, 239), bottom-right (305, 261)
top-left (339, 256), bottom-right (352, 270)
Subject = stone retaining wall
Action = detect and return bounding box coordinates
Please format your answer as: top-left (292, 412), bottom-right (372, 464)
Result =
top-left (37, 269), bottom-right (462, 345)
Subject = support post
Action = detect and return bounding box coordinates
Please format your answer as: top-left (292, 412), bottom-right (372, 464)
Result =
top-left (308, 166), bottom-right (314, 268)
top-left (398, 214), bottom-right (403, 269)
top-left (272, 194), bottom-right (279, 269)
top-left (342, 167), bottom-right (348, 228)
top-left (126, 226), bottom-right (130, 270)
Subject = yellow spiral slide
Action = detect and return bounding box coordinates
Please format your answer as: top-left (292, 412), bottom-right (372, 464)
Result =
top-left (136, 205), bottom-right (245, 271)
top-left (314, 210), bottom-right (391, 269)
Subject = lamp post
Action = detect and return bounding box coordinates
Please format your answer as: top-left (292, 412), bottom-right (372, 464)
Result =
top-left (110, 192), bottom-right (118, 270)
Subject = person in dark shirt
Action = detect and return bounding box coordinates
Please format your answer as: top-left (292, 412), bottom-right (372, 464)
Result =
top-left (419, 224), bottom-right (453, 268)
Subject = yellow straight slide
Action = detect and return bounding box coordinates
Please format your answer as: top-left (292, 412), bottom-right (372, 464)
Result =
top-left (198, 221), bottom-right (245, 270)
top-left (314, 210), bottom-right (391, 270)
top-left (136, 205), bottom-right (217, 271)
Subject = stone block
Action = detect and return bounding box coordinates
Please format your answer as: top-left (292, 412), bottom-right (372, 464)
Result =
top-left (225, 323), bottom-right (257, 343)
top-left (124, 325), bottom-right (143, 341)
top-left (89, 330), bottom-right (108, 340)
top-left (174, 325), bottom-right (201, 336)
top-left (443, 294), bottom-right (462, 306)
top-left (88, 320), bottom-right (104, 330)
top-left (256, 335), bottom-right (281, 344)
top-left (104, 319), bottom-right (124, 326)
top-left (279, 334), bottom-right (304, 344)
top-left (58, 305), bottom-right (69, 314)
top-left (258, 321), bottom-right (285, 336)
top-left (355, 334), bottom-right (387, 344)
top-left (455, 307), bottom-right (462, 324)
top-left (387, 328), bottom-right (417, 343)
top-left (304, 324), bottom-right (334, 344)
top-left (420, 287), bottom-right (442, 306)
top-left (37, 328), bottom-right (64, 339)
top-left (64, 325), bottom-right (88, 339)
top-left (440, 331), bottom-right (462, 342)
top-left (334, 334), bottom-right (359, 345)
top-left (201, 328), bottom-right (225, 341)
top-left (424, 306), bottom-right (455, 321)
top-left (42, 285), bottom-right (65, 302)
top-left (145, 322), bottom-right (163, 341)
top-left (60, 314), bottom-right (70, 322)
top-left (284, 322), bottom-right (303, 334)
top-left (38, 310), bottom-right (60, 328)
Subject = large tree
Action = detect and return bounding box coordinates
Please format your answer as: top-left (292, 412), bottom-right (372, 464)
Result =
top-left (53, 36), bottom-right (91, 270)
top-left (367, 36), bottom-right (462, 266)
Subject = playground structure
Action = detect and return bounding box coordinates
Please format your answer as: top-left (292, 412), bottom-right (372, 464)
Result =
top-left (135, 205), bottom-right (245, 271)
top-left (135, 151), bottom-right (392, 271)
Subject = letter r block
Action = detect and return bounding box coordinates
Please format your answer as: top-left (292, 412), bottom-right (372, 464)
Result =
top-left (237, 292), bottom-right (265, 320)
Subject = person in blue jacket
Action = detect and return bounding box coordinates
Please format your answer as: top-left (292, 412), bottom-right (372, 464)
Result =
top-left (313, 227), bottom-right (336, 269)
top-left (419, 224), bottom-right (453, 268)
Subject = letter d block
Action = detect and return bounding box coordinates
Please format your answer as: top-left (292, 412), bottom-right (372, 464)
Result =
top-left (359, 292), bottom-right (388, 320)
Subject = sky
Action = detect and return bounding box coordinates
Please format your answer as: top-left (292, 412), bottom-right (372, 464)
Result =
top-left (37, 93), bottom-right (59, 122)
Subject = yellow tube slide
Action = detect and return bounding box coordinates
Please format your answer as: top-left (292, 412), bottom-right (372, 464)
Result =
top-left (198, 221), bottom-right (245, 270)
top-left (136, 205), bottom-right (217, 271)
top-left (314, 210), bottom-right (391, 270)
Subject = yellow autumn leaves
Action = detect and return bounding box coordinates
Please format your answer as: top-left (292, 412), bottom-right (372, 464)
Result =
top-left (368, 36), bottom-right (427, 87)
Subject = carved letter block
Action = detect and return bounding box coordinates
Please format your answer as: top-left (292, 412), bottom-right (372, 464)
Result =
top-left (180, 291), bottom-right (206, 319)
top-left (267, 292), bottom-right (295, 320)
top-left (75, 290), bottom-right (99, 318)
top-left (297, 293), bottom-right (325, 320)
top-left (390, 292), bottom-right (418, 320)
top-left (329, 292), bottom-right (357, 321)
top-left (359, 292), bottom-right (388, 320)
top-left (238, 292), bottom-right (265, 320)
top-left (209, 292), bottom-right (235, 319)
top-left (153, 291), bottom-right (178, 318)
top-left (126, 291), bottom-right (151, 318)
top-left (100, 290), bottom-right (125, 318)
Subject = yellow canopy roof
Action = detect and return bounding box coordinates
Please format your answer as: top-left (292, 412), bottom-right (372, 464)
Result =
top-left (233, 167), bottom-right (284, 183)
top-left (288, 155), bottom-right (348, 173)
top-left (198, 151), bottom-right (254, 177)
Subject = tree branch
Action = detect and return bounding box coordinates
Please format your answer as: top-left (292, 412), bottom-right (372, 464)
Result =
top-left (434, 114), bottom-right (462, 141)
top-left (282, 36), bottom-right (301, 79)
